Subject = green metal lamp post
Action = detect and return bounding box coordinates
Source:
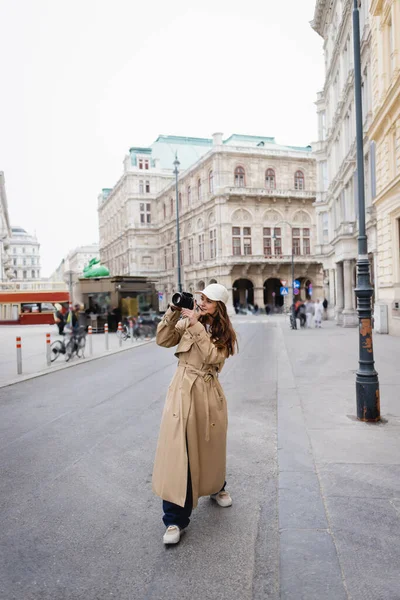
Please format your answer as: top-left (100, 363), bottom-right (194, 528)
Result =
top-left (352, 0), bottom-right (380, 421)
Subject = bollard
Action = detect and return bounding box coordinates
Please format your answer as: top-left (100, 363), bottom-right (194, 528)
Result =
top-left (46, 333), bottom-right (51, 366)
top-left (88, 325), bottom-right (93, 356)
top-left (129, 319), bottom-right (134, 344)
top-left (104, 323), bottom-right (109, 351)
top-left (118, 321), bottom-right (123, 347)
top-left (16, 336), bottom-right (22, 374)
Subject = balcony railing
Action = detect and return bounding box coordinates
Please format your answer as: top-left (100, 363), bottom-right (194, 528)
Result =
top-left (226, 254), bottom-right (316, 264)
top-left (221, 186), bottom-right (316, 200)
top-left (0, 281), bottom-right (67, 291)
top-left (334, 221), bottom-right (356, 237)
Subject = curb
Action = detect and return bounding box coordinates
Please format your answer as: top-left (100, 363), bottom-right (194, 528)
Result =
top-left (0, 338), bottom-right (155, 390)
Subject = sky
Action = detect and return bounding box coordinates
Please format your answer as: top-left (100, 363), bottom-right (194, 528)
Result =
top-left (0, 0), bottom-right (324, 277)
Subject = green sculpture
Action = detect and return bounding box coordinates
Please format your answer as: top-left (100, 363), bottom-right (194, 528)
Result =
top-left (83, 258), bottom-right (110, 278)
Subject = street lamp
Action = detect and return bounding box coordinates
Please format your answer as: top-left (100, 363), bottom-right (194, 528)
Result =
top-left (173, 153), bottom-right (182, 293)
top-left (273, 221), bottom-right (296, 330)
top-left (352, 0), bottom-right (380, 421)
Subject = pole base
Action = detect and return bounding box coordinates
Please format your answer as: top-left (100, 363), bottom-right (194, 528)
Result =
top-left (356, 376), bottom-right (380, 422)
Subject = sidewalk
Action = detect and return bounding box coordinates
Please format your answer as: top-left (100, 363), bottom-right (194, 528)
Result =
top-left (0, 324), bottom-right (152, 388)
top-left (277, 318), bottom-right (400, 600)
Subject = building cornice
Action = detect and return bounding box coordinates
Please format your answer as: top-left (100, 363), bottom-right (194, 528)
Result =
top-left (311, 0), bottom-right (330, 37)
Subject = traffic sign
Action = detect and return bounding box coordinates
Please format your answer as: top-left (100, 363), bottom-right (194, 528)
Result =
top-left (293, 279), bottom-right (301, 289)
top-left (280, 287), bottom-right (289, 296)
top-left (281, 280), bottom-right (287, 286)
top-left (308, 284), bottom-right (313, 296)
top-left (158, 292), bottom-right (164, 300)
top-left (293, 288), bottom-right (300, 295)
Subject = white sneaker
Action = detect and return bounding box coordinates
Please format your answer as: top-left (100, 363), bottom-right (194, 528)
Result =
top-left (210, 490), bottom-right (232, 507)
top-left (163, 525), bottom-right (181, 545)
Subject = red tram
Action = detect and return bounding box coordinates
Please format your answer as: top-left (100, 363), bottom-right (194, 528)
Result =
top-left (0, 290), bottom-right (70, 325)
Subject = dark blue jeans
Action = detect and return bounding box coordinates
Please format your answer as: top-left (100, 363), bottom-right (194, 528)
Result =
top-left (162, 464), bottom-right (226, 529)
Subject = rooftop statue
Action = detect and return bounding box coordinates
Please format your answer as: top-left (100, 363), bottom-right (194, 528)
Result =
top-left (83, 258), bottom-right (110, 278)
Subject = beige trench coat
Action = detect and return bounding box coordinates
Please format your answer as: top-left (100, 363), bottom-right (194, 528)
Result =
top-left (152, 307), bottom-right (229, 508)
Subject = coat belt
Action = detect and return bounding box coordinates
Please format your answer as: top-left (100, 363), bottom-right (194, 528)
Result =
top-left (177, 362), bottom-right (220, 441)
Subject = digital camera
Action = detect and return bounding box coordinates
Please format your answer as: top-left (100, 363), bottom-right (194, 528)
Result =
top-left (171, 291), bottom-right (194, 310)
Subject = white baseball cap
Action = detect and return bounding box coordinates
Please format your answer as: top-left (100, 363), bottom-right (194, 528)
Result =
top-left (196, 284), bottom-right (229, 305)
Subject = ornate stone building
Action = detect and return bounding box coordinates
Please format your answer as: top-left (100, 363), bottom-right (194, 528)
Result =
top-left (369, 0), bottom-right (400, 334)
top-left (8, 226), bottom-right (41, 281)
top-left (99, 133), bottom-right (323, 312)
top-left (0, 172), bottom-right (12, 282)
top-left (312, 0), bottom-right (376, 326)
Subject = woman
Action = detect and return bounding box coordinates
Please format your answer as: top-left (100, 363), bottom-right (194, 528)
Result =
top-left (153, 283), bottom-right (238, 545)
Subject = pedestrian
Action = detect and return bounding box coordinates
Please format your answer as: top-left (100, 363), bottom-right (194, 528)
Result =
top-left (298, 302), bottom-right (307, 328)
top-left (305, 299), bottom-right (315, 328)
top-left (323, 297), bottom-right (328, 320)
top-left (265, 304), bottom-right (271, 316)
top-left (53, 303), bottom-right (65, 335)
top-left (314, 299), bottom-right (324, 328)
top-left (66, 304), bottom-right (81, 332)
top-left (153, 283), bottom-right (238, 545)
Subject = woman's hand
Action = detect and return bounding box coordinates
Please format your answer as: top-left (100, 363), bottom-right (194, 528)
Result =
top-left (181, 304), bottom-right (203, 326)
top-left (169, 303), bottom-right (182, 312)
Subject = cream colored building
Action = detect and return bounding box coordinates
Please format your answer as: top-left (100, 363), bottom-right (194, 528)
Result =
top-left (0, 172), bottom-right (13, 282)
top-left (99, 133), bottom-right (323, 311)
top-left (369, 0), bottom-right (400, 334)
top-left (312, 0), bottom-right (376, 326)
top-left (8, 226), bottom-right (41, 280)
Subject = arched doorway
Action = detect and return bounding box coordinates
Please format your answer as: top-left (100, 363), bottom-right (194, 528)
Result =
top-left (232, 279), bottom-right (254, 307)
top-left (264, 278), bottom-right (284, 309)
top-left (209, 278), bottom-right (217, 284)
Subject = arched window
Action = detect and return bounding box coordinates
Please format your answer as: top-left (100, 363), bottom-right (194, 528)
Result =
top-left (163, 202), bottom-right (166, 219)
top-left (170, 197), bottom-right (173, 216)
top-left (198, 178), bottom-right (202, 201)
top-left (265, 168), bottom-right (276, 190)
top-left (187, 186), bottom-right (191, 205)
top-left (179, 192), bottom-right (182, 212)
top-left (294, 170), bottom-right (305, 190)
top-left (209, 170), bottom-right (214, 193)
top-left (234, 166), bottom-right (245, 187)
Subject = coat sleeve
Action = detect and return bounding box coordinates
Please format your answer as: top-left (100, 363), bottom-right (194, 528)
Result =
top-left (186, 321), bottom-right (228, 364)
top-left (156, 308), bottom-right (185, 348)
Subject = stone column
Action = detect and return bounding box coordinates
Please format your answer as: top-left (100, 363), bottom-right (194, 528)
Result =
top-left (336, 262), bottom-right (344, 325)
top-left (253, 287), bottom-right (265, 310)
top-left (329, 268), bottom-right (336, 309)
top-left (342, 259), bottom-right (358, 327)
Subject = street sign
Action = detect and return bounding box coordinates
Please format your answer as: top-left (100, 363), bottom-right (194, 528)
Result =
top-left (280, 287), bottom-right (289, 296)
top-left (293, 288), bottom-right (300, 295)
top-left (158, 292), bottom-right (163, 300)
top-left (293, 279), bottom-right (301, 289)
top-left (281, 280), bottom-right (287, 286)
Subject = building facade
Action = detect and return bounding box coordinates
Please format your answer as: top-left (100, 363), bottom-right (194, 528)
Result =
top-left (0, 172), bottom-right (12, 282)
top-left (98, 135), bottom-right (213, 278)
top-left (369, 0), bottom-right (400, 334)
top-left (312, 0), bottom-right (376, 326)
top-left (99, 133), bottom-right (323, 312)
top-left (8, 226), bottom-right (41, 281)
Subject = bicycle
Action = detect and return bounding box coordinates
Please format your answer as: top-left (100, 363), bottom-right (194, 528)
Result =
top-left (50, 327), bottom-right (86, 362)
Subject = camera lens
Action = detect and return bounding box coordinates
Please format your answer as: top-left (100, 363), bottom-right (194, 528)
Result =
top-left (172, 293), bottom-right (182, 306)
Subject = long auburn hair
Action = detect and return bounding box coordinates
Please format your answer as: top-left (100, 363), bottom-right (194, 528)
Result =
top-left (200, 301), bottom-right (238, 357)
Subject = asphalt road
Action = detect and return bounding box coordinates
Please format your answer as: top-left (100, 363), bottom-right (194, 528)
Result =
top-left (0, 321), bottom-right (279, 600)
